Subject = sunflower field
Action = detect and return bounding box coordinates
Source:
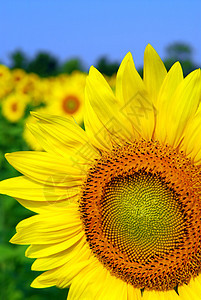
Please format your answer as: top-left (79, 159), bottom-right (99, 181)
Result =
top-left (0, 43), bottom-right (201, 300)
top-left (0, 64), bottom-right (115, 299)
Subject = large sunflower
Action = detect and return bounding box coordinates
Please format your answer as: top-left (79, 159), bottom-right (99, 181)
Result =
top-left (1, 45), bottom-right (201, 299)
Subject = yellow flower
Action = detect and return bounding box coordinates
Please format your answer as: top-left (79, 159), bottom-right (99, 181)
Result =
top-left (45, 71), bottom-right (86, 125)
top-left (0, 65), bottom-right (13, 99)
top-left (1, 92), bottom-right (28, 123)
top-left (11, 68), bottom-right (26, 83)
top-left (16, 73), bottom-right (43, 105)
top-left (1, 45), bottom-right (201, 299)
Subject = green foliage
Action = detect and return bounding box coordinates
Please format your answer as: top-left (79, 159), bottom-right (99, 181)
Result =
top-left (6, 42), bottom-right (200, 79)
top-left (8, 51), bottom-right (86, 77)
top-left (27, 52), bottom-right (60, 77)
top-left (95, 56), bottom-right (119, 76)
top-left (61, 58), bottom-right (85, 74)
top-left (166, 42), bottom-right (192, 61)
top-left (9, 50), bottom-right (28, 70)
top-left (164, 42), bottom-right (198, 76)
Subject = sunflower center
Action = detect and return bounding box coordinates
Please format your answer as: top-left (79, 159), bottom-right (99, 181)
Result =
top-left (101, 171), bottom-right (184, 261)
top-left (11, 102), bottom-right (18, 112)
top-left (80, 140), bottom-right (201, 291)
top-left (62, 95), bottom-right (80, 114)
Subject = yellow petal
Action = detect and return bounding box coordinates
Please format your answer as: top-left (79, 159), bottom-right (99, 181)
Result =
top-left (1, 177), bottom-right (79, 213)
top-left (127, 284), bottom-right (141, 300)
top-left (30, 112), bottom-right (99, 160)
top-left (26, 233), bottom-right (84, 258)
top-left (84, 92), bottom-right (113, 151)
top-left (67, 261), bottom-right (106, 300)
top-left (31, 239), bottom-right (85, 271)
top-left (179, 275), bottom-right (201, 300)
top-left (11, 222), bottom-right (82, 245)
top-left (86, 66), bottom-right (135, 145)
top-left (116, 52), bottom-right (144, 105)
top-left (155, 62), bottom-right (183, 142)
top-left (16, 208), bottom-right (80, 232)
top-left (16, 198), bottom-right (77, 214)
top-left (95, 270), bottom-right (128, 300)
top-left (10, 207), bottom-right (82, 245)
top-left (143, 44), bottom-right (167, 106)
top-left (31, 249), bottom-right (91, 289)
top-left (165, 68), bottom-right (201, 148)
top-left (31, 270), bottom-right (57, 288)
top-left (180, 108), bottom-right (201, 163)
top-left (5, 151), bottom-right (85, 186)
top-left (116, 52), bottom-right (156, 140)
top-left (0, 176), bottom-right (79, 202)
top-left (143, 289), bottom-right (178, 300)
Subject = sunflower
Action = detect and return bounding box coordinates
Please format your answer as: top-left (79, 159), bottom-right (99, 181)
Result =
top-left (1, 92), bottom-right (28, 123)
top-left (16, 73), bottom-right (43, 106)
top-left (1, 45), bottom-right (201, 299)
top-left (11, 68), bottom-right (26, 83)
top-left (0, 65), bottom-right (13, 99)
top-left (45, 71), bottom-right (86, 125)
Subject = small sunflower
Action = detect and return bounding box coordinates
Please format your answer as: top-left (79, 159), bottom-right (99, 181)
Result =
top-left (1, 92), bottom-right (28, 123)
top-left (45, 72), bottom-right (86, 125)
top-left (1, 45), bottom-right (201, 299)
top-left (16, 73), bottom-right (43, 105)
top-left (0, 65), bottom-right (13, 99)
top-left (11, 68), bottom-right (26, 83)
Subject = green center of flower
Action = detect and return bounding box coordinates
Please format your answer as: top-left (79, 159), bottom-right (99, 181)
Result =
top-left (101, 171), bottom-right (185, 261)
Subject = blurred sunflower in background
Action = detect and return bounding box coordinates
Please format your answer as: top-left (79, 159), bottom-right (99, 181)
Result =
top-left (1, 44), bottom-right (201, 300)
top-left (11, 68), bottom-right (27, 84)
top-left (1, 92), bottom-right (29, 123)
top-left (0, 65), bottom-right (13, 99)
top-left (45, 71), bottom-right (86, 125)
top-left (15, 72), bottom-right (44, 106)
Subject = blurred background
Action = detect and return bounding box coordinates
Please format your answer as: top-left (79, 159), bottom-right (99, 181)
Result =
top-left (0, 0), bottom-right (201, 299)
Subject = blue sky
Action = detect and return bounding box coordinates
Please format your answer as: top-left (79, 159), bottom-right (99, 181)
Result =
top-left (1, 0), bottom-right (201, 69)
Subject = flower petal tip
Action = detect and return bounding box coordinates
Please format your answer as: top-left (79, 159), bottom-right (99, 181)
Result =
top-left (5, 153), bottom-right (12, 161)
top-left (145, 43), bottom-right (155, 52)
top-left (9, 235), bottom-right (17, 244)
top-left (5, 152), bottom-right (17, 164)
top-left (88, 65), bottom-right (97, 75)
top-left (30, 279), bottom-right (40, 289)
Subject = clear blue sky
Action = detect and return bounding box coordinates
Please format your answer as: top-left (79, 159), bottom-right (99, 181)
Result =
top-left (1, 0), bottom-right (201, 69)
